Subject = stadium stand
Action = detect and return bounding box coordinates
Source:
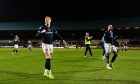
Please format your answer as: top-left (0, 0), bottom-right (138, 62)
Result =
top-left (0, 17), bottom-right (140, 48)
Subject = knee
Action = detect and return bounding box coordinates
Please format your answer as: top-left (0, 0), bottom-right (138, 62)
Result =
top-left (44, 50), bottom-right (51, 59)
top-left (46, 54), bottom-right (51, 59)
top-left (105, 53), bottom-right (110, 58)
top-left (114, 52), bottom-right (118, 56)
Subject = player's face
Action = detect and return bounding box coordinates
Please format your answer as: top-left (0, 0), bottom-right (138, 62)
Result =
top-left (86, 33), bottom-right (89, 36)
top-left (45, 17), bottom-right (51, 25)
top-left (108, 25), bottom-right (113, 30)
top-left (15, 35), bottom-right (18, 38)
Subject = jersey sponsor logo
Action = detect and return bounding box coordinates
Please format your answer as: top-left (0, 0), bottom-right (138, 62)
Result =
top-left (46, 32), bottom-right (53, 34)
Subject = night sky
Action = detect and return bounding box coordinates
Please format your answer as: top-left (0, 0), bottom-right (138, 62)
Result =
top-left (0, 0), bottom-right (140, 21)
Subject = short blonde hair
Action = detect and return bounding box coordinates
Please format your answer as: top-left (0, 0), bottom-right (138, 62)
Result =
top-left (45, 16), bottom-right (52, 19)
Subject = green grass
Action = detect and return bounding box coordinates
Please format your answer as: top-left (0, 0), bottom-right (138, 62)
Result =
top-left (0, 48), bottom-right (140, 84)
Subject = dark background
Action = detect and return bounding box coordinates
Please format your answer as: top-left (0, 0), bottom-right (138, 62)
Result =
top-left (0, 0), bottom-right (140, 46)
top-left (0, 0), bottom-right (140, 21)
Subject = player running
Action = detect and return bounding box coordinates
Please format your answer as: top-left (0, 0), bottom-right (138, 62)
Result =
top-left (12, 35), bottom-right (20, 54)
top-left (27, 40), bottom-right (32, 51)
top-left (101, 36), bottom-right (106, 60)
top-left (103, 24), bottom-right (118, 70)
top-left (36, 16), bottom-right (67, 79)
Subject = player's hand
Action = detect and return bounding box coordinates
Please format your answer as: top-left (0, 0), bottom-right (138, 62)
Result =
top-left (90, 36), bottom-right (93, 39)
top-left (41, 29), bottom-right (46, 33)
top-left (107, 43), bottom-right (111, 46)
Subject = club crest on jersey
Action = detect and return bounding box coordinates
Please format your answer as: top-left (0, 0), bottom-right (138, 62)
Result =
top-left (48, 28), bottom-right (51, 31)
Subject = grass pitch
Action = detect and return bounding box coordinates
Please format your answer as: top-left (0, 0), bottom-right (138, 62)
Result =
top-left (0, 48), bottom-right (139, 84)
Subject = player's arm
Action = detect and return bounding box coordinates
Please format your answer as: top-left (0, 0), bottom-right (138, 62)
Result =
top-left (55, 31), bottom-right (64, 40)
top-left (36, 26), bottom-right (45, 37)
top-left (85, 36), bottom-right (92, 41)
top-left (54, 28), bottom-right (67, 47)
top-left (90, 36), bottom-right (93, 39)
top-left (55, 31), bottom-right (67, 46)
top-left (53, 27), bottom-right (64, 40)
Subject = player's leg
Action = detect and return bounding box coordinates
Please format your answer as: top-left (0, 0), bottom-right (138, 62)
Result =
top-left (110, 45), bottom-right (118, 69)
top-left (104, 43), bottom-right (112, 69)
top-left (29, 45), bottom-right (32, 51)
top-left (47, 44), bottom-right (54, 79)
top-left (116, 46), bottom-right (119, 53)
top-left (13, 44), bottom-right (18, 54)
top-left (12, 48), bottom-right (15, 54)
top-left (12, 45), bottom-right (16, 54)
top-left (124, 46), bottom-right (127, 52)
top-left (15, 48), bottom-right (18, 54)
top-left (88, 45), bottom-right (93, 57)
top-left (16, 45), bottom-right (19, 54)
top-left (84, 45), bottom-right (88, 58)
top-left (103, 48), bottom-right (106, 56)
top-left (29, 47), bottom-right (31, 51)
top-left (102, 49), bottom-right (106, 60)
top-left (102, 44), bottom-right (106, 60)
top-left (30, 45), bottom-right (32, 51)
top-left (42, 43), bottom-right (54, 79)
top-left (42, 43), bottom-right (50, 78)
top-left (121, 46), bottom-right (123, 52)
top-left (122, 46), bottom-right (124, 52)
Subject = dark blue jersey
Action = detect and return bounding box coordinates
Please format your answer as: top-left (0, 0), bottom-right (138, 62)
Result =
top-left (36, 24), bottom-right (57, 44)
top-left (103, 30), bottom-right (114, 45)
top-left (13, 38), bottom-right (19, 45)
top-left (120, 42), bottom-right (124, 47)
top-left (28, 41), bottom-right (32, 45)
top-left (124, 42), bottom-right (127, 46)
top-left (121, 42), bottom-right (127, 46)
top-left (113, 36), bottom-right (119, 47)
top-left (14, 40), bottom-right (19, 45)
